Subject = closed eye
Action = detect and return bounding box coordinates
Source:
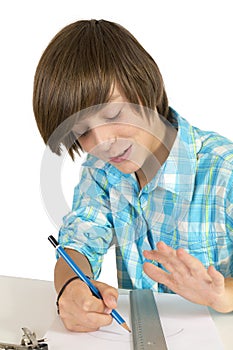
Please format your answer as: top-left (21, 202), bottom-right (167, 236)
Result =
top-left (105, 110), bottom-right (121, 121)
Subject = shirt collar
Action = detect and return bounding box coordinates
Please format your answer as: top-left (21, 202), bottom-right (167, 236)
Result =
top-left (154, 108), bottom-right (202, 201)
top-left (82, 108), bottom-right (202, 202)
top-left (82, 154), bottom-right (135, 187)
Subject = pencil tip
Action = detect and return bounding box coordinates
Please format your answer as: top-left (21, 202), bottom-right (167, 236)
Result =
top-left (121, 322), bottom-right (131, 333)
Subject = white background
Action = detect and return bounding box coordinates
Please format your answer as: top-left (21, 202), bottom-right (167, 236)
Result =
top-left (0, 0), bottom-right (232, 285)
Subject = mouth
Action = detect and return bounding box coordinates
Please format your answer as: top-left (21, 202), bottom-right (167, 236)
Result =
top-left (109, 145), bottom-right (132, 163)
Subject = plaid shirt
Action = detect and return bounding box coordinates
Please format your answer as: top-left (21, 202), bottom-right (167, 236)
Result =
top-left (58, 108), bottom-right (233, 291)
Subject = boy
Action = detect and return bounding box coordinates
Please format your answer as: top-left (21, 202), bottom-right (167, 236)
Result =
top-left (33, 19), bottom-right (233, 332)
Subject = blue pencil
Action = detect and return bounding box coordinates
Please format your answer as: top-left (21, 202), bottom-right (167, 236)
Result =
top-left (48, 235), bottom-right (131, 332)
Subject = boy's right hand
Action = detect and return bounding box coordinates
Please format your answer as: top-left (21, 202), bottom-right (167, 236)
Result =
top-left (57, 278), bottom-right (118, 332)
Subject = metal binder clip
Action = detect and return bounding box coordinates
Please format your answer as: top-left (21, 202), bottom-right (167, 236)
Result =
top-left (0, 327), bottom-right (48, 349)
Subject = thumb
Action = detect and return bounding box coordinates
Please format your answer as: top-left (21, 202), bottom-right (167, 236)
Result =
top-left (94, 280), bottom-right (118, 309)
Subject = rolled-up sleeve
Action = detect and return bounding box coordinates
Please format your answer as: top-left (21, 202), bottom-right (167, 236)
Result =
top-left (226, 182), bottom-right (233, 242)
top-left (58, 165), bottom-right (114, 279)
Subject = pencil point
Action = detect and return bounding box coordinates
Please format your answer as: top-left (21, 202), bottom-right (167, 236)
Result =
top-left (121, 322), bottom-right (131, 333)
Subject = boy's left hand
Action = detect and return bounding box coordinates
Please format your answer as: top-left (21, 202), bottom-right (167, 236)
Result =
top-left (143, 241), bottom-right (233, 312)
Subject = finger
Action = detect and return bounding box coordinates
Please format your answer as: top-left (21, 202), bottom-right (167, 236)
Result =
top-left (157, 241), bottom-right (172, 251)
top-left (62, 314), bottom-right (100, 333)
top-left (144, 241), bottom-right (178, 260)
top-left (176, 248), bottom-right (211, 281)
top-left (63, 311), bottom-right (113, 332)
top-left (143, 261), bottom-right (173, 289)
top-left (87, 310), bottom-right (113, 327)
top-left (75, 280), bottom-right (113, 313)
top-left (207, 265), bottom-right (224, 288)
top-left (64, 322), bottom-right (100, 333)
top-left (144, 244), bottom-right (189, 276)
top-left (94, 281), bottom-right (118, 309)
top-left (81, 294), bottom-right (109, 313)
top-left (143, 250), bottom-right (156, 261)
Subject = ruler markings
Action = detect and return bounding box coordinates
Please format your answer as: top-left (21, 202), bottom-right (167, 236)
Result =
top-left (130, 289), bottom-right (168, 350)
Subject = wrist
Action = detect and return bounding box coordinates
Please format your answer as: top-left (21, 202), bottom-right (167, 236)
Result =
top-left (56, 275), bottom-right (92, 314)
top-left (56, 276), bottom-right (80, 314)
top-left (209, 278), bottom-right (233, 313)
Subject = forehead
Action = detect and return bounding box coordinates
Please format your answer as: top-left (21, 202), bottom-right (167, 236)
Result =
top-left (109, 92), bottom-right (122, 102)
top-left (109, 84), bottom-right (129, 101)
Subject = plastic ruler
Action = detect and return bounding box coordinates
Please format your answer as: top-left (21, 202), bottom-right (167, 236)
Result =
top-left (130, 289), bottom-right (168, 350)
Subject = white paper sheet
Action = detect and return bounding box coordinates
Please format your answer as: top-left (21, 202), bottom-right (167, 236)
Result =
top-left (45, 293), bottom-right (224, 349)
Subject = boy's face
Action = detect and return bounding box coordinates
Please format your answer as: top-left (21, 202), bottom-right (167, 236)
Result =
top-left (73, 88), bottom-right (175, 182)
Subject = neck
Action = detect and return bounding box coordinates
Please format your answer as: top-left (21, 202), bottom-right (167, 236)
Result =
top-left (136, 119), bottom-right (177, 189)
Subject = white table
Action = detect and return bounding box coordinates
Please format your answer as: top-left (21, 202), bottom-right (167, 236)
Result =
top-left (0, 275), bottom-right (233, 349)
top-left (0, 275), bottom-right (57, 344)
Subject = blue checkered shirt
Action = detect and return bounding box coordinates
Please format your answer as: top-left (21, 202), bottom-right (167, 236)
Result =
top-left (58, 108), bottom-right (233, 291)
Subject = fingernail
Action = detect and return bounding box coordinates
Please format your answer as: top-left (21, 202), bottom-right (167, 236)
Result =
top-left (109, 296), bottom-right (117, 305)
top-left (104, 307), bottom-right (112, 314)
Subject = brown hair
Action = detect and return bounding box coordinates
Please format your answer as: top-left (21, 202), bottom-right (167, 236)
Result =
top-left (33, 19), bottom-right (170, 159)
